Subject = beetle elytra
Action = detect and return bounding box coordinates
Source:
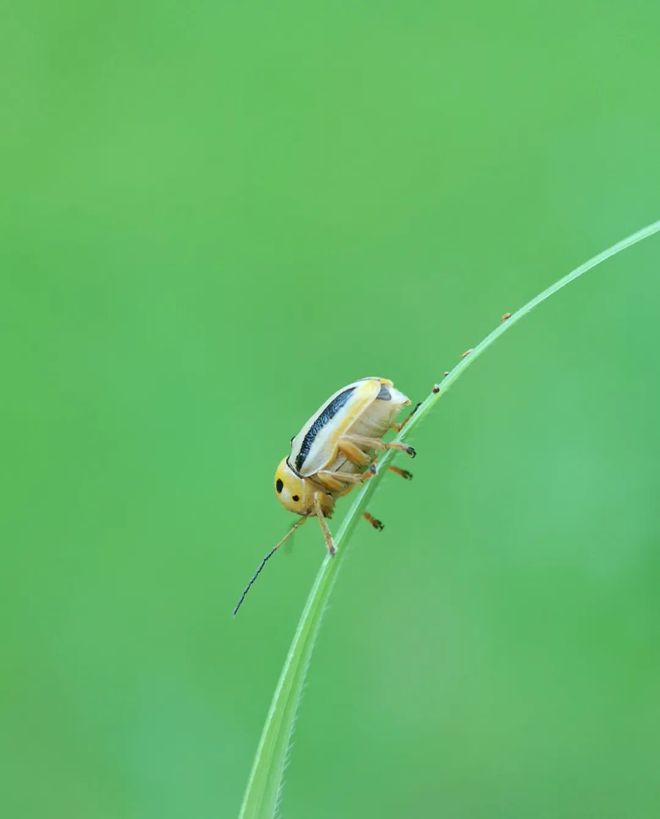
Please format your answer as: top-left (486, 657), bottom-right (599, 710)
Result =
top-left (233, 377), bottom-right (417, 614)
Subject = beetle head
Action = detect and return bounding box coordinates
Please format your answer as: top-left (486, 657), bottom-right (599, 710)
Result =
top-left (274, 458), bottom-right (314, 515)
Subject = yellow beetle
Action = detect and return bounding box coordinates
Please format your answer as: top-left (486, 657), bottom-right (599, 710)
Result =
top-left (233, 377), bottom-right (417, 614)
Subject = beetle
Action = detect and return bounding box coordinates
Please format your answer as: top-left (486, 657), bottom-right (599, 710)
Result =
top-left (233, 377), bottom-right (418, 614)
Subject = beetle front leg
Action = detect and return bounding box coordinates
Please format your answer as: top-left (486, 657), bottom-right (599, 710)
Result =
top-left (313, 492), bottom-right (337, 556)
top-left (315, 468), bottom-right (374, 492)
top-left (343, 433), bottom-right (416, 458)
top-left (314, 472), bottom-right (346, 492)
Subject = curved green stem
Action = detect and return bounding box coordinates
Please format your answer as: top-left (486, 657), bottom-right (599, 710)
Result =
top-left (238, 219), bottom-right (660, 819)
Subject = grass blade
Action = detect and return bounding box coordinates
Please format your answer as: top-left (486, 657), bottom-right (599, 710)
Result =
top-left (237, 219), bottom-right (660, 819)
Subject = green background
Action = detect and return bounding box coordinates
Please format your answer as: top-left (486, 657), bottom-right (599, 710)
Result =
top-left (2, 1), bottom-right (660, 817)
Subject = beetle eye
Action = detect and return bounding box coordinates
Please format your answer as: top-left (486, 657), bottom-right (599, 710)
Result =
top-left (292, 495), bottom-right (300, 502)
top-left (276, 479), bottom-right (284, 493)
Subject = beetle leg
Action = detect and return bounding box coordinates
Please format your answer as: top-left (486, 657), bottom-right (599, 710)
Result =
top-left (343, 433), bottom-right (416, 459)
top-left (363, 512), bottom-right (384, 531)
top-left (391, 401), bottom-right (421, 432)
top-left (388, 465), bottom-right (413, 480)
top-left (314, 472), bottom-right (345, 492)
top-left (313, 492), bottom-right (336, 556)
top-left (337, 439), bottom-right (372, 467)
top-left (316, 469), bottom-right (373, 491)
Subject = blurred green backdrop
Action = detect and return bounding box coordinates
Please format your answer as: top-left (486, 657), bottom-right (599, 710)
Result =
top-left (2, 1), bottom-right (660, 817)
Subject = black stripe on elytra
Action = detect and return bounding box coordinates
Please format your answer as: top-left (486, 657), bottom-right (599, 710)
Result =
top-left (295, 386), bottom-right (355, 472)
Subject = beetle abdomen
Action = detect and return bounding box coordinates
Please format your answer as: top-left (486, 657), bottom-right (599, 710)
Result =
top-left (289, 378), bottom-right (410, 478)
top-left (332, 384), bottom-right (410, 475)
top-left (350, 387), bottom-right (408, 439)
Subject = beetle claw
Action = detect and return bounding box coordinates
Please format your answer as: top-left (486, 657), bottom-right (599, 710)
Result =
top-left (406, 446), bottom-right (417, 458)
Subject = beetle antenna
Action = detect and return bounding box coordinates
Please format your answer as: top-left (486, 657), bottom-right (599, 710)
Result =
top-left (232, 518), bottom-right (306, 616)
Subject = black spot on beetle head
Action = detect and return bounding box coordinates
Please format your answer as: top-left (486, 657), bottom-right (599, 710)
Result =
top-left (276, 479), bottom-right (284, 493)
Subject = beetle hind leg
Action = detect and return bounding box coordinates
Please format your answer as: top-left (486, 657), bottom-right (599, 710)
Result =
top-left (338, 438), bottom-right (372, 467)
top-left (363, 512), bottom-right (384, 531)
top-left (391, 401), bottom-right (421, 432)
top-left (343, 433), bottom-right (416, 459)
top-left (389, 465), bottom-right (413, 480)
